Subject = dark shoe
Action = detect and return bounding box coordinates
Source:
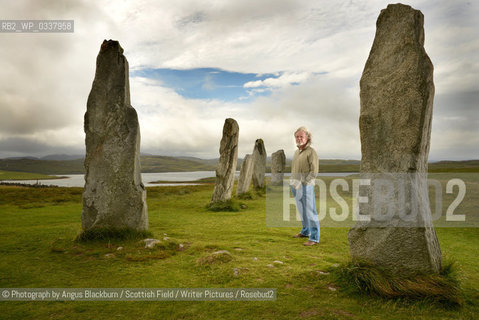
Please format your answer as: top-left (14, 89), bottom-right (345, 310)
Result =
top-left (303, 240), bottom-right (318, 246)
top-left (293, 233), bottom-right (308, 238)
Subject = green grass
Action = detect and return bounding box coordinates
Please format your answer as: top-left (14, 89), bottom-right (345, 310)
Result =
top-left (0, 179), bottom-right (478, 319)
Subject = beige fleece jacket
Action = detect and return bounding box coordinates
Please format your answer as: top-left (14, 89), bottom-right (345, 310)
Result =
top-left (291, 141), bottom-right (319, 184)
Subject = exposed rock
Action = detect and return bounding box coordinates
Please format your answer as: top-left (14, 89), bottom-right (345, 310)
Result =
top-left (213, 250), bottom-right (231, 255)
top-left (82, 40), bottom-right (148, 231)
top-left (271, 149), bottom-right (286, 186)
top-left (348, 4), bottom-right (441, 275)
top-left (252, 139), bottom-right (266, 189)
top-left (142, 238), bottom-right (161, 249)
top-left (233, 267), bottom-right (249, 277)
top-left (211, 118), bottom-right (239, 203)
top-left (197, 250), bottom-right (233, 265)
top-left (236, 154), bottom-right (253, 195)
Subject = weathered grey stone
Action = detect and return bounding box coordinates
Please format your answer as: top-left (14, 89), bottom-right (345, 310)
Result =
top-left (211, 118), bottom-right (239, 203)
top-left (348, 4), bottom-right (441, 275)
top-left (271, 149), bottom-right (286, 186)
top-left (82, 40), bottom-right (148, 231)
top-left (236, 154), bottom-right (253, 195)
top-left (252, 139), bottom-right (266, 189)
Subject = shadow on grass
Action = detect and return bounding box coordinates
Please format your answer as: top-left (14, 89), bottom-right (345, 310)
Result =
top-left (237, 191), bottom-right (255, 200)
top-left (206, 199), bottom-right (241, 212)
top-left (75, 227), bottom-right (153, 242)
top-left (237, 187), bottom-right (266, 200)
top-left (331, 259), bottom-right (463, 308)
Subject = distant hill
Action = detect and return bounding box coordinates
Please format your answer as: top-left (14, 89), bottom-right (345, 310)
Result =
top-left (0, 158), bottom-right (85, 175)
top-left (0, 156), bottom-right (477, 175)
top-left (5, 156), bottom-right (39, 160)
top-left (141, 156), bottom-right (217, 173)
top-left (317, 159), bottom-right (360, 173)
top-left (428, 160), bottom-right (479, 173)
top-left (40, 154), bottom-right (84, 161)
top-left (0, 156), bottom-right (217, 175)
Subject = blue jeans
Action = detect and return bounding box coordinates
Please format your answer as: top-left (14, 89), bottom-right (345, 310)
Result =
top-left (291, 184), bottom-right (320, 243)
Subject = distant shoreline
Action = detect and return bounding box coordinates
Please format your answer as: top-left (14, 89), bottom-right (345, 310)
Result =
top-left (2, 156), bottom-right (477, 176)
top-left (0, 176), bottom-right (69, 181)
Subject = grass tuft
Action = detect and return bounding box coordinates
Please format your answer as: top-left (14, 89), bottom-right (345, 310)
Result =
top-left (254, 187), bottom-right (266, 197)
top-left (75, 227), bottom-right (153, 242)
top-left (237, 191), bottom-right (255, 200)
top-left (125, 240), bottom-right (180, 261)
top-left (206, 199), bottom-right (240, 212)
top-left (331, 260), bottom-right (463, 308)
top-left (197, 250), bottom-right (233, 265)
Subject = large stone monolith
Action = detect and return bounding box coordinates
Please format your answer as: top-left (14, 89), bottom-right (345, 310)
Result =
top-left (82, 40), bottom-right (148, 231)
top-left (348, 4), bottom-right (441, 275)
top-left (211, 118), bottom-right (239, 203)
top-left (236, 154), bottom-right (253, 195)
top-left (271, 149), bottom-right (286, 186)
top-left (252, 139), bottom-right (266, 189)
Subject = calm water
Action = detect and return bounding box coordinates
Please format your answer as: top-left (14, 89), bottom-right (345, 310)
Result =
top-left (2, 171), bottom-right (356, 188)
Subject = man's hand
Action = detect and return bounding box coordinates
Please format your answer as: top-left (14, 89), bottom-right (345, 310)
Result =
top-left (290, 179), bottom-right (302, 190)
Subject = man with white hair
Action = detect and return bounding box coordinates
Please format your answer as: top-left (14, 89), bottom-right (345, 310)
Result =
top-left (290, 126), bottom-right (320, 246)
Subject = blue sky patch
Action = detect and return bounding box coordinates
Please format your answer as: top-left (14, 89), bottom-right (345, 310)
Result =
top-left (131, 68), bottom-right (279, 101)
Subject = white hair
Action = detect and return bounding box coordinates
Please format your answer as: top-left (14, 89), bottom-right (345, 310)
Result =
top-left (294, 126), bottom-right (312, 144)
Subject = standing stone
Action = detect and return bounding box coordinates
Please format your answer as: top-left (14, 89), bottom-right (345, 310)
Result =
top-left (236, 154), bottom-right (254, 195)
top-left (211, 118), bottom-right (239, 203)
top-left (348, 4), bottom-right (441, 275)
top-left (271, 149), bottom-right (286, 186)
top-left (82, 40), bottom-right (148, 231)
top-left (252, 139), bottom-right (266, 189)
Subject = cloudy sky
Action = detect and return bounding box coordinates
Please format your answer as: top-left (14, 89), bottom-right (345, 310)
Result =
top-left (1, 0), bottom-right (477, 161)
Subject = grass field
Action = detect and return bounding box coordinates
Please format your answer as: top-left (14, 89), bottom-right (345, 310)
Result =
top-left (0, 176), bottom-right (478, 319)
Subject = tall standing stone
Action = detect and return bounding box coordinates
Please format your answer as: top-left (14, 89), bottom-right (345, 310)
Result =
top-left (348, 4), bottom-right (441, 275)
top-left (271, 149), bottom-right (286, 186)
top-left (211, 118), bottom-right (239, 203)
top-left (252, 139), bottom-right (266, 189)
top-left (82, 40), bottom-right (148, 231)
top-left (236, 154), bottom-right (254, 195)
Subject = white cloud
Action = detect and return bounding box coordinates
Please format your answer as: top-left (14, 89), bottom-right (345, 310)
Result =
top-left (0, 0), bottom-right (477, 160)
top-left (244, 72), bottom-right (312, 89)
top-left (129, 73), bottom-right (361, 159)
